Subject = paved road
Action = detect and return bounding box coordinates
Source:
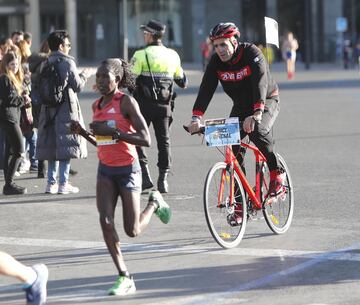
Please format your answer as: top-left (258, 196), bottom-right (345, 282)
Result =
top-left (1, 62), bottom-right (360, 305)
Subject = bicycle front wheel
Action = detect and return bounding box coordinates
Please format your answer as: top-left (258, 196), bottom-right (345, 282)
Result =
top-left (262, 153), bottom-right (294, 234)
top-left (204, 162), bottom-right (247, 249)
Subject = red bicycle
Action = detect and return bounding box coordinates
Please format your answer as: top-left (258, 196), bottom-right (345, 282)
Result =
top-left (185, 122), bottom-right (294, 249)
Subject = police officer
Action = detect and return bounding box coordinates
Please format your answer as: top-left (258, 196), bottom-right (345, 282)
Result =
top-left (131, 19), bottom-right (187, 193)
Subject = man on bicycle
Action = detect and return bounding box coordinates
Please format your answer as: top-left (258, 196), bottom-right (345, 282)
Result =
top-left (187, 22), bottom-right (283, 197)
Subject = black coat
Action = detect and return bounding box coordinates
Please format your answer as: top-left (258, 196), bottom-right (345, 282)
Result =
top-left (0, 75), bottom-right (24, 124)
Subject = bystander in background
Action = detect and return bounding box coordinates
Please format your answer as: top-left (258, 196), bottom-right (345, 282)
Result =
top-left (200, 37), bottom-right (213, 71)
top-left (281, 31), bottom-right (298, 80)
top-left (36, 30), bottom-right (94, 195)
top-left (258, 43), bottom-right (275, 67)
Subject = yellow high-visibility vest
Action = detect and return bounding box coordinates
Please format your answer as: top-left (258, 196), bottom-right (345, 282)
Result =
top-left (131, 45), bottom-right (184, 81)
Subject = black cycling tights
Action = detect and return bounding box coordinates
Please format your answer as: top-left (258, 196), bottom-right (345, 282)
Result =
top-left (232, 128), bottom-right (278, 174)
top-left (231, 98), bottom-right (280, 173)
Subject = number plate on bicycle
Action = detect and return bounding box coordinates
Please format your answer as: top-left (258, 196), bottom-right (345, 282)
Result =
top-left (204, 118), bottom-right (240, 147)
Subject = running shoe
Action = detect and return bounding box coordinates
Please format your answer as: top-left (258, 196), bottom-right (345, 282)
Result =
top-left (30, 165), bottom-right (39, 172)
top-left (108, 275), bottom-right (136, 296)
top-left (23, 264), bottom-right (48, 305)
top-left (149, 190), bottom-right (171, 224)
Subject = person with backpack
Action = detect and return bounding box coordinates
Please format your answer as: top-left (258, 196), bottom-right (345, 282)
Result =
top-left (36, 30), bottom-right (94, 194)
top-left (28, 39), bottom-right (50, 178)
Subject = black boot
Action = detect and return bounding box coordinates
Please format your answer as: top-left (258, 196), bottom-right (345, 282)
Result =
top-left (157, 169), bottom-right (169, 193)
top-left (37, 160), bottom-right (45, 178)
top-left (69, 168), bottom-right (78, 176)
top-left (3, 183), bottom-right (27, 195)
top-left (141, 163), bottom-right (154, 191)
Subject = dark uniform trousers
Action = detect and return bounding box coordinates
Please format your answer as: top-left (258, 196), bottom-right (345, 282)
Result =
top-left (136, 96), bottom-right (172, 171)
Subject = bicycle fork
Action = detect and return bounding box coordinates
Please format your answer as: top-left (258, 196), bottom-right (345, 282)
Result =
top-left (216, 147), bottom-right (236, 213)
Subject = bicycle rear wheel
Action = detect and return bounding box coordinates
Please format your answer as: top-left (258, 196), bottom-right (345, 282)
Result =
top-left (262, 153), bottom-right (294, 234)
top-left (203, 162), bottom-right (247, 249)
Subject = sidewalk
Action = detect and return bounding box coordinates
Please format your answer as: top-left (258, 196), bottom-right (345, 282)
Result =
top-left (79, 59), bottom-right (359, 73)
top-left (170, 61), bottom-right (359, 73)
top-left (78, 60), bottom-right (360, 94)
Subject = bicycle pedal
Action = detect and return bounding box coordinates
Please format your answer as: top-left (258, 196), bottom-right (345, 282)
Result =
top-left (227, 214), bottom-right (242, 227)
top-left (248, 215), bottom-right (263, 221)
top-left (265, 189), bottom-right (286, 205)
top-left (278, 190), bottom-right (287, 201)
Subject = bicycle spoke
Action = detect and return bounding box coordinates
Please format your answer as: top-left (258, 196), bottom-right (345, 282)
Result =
top-left (204, 162), bottom-right (247, 248)
top-left (262, 154), bottom-right (294, 234)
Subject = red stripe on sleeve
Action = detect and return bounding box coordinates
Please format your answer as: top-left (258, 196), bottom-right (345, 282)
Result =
top-left (192, 110), bottom-right (204, 117)
top-left (253, 102), bottom-right (265, 112)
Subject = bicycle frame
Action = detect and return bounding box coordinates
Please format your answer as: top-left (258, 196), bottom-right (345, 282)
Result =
top-left (219, 143), bottom-right (267, 211)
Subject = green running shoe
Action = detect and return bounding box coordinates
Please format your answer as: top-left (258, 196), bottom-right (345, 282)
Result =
top-left (149, 190), bottom-right (172, 224)
top-left (108, 276), bottom-right (136, 296)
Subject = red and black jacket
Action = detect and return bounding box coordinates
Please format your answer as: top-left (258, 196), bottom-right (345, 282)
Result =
top-left (192, 42), bottom-right (279, 119)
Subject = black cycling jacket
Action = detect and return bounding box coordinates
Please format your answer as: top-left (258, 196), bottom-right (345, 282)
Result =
top-left (192, 42), bottom-right (279, 119)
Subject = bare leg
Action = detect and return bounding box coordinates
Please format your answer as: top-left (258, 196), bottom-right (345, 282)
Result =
top-left (286, 59), bottom-right (294, 79)
top-left (97, 177), bottom-right (128, 275)
top-left (0, 251), bottom-right (36, 284)
top-left (119, 188), bottom-right (156, 237)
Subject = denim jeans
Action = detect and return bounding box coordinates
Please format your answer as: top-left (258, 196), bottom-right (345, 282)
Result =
top-left (47, 160), bottom-right (70, 185)
top-left (23, 129), bottom-right (38, 168)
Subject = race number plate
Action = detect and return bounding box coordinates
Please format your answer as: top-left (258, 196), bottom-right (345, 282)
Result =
top-left (204, 118), bottom-right (240, 147)
top-left (95, 136), bottom-right (117, 146)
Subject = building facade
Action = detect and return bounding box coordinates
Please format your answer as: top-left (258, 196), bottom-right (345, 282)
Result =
top-left (0, 0), bottom-right (359, 64)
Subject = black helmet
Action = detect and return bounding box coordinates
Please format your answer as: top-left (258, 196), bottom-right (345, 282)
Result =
top-left (209, 23), bottom-right (240, 41)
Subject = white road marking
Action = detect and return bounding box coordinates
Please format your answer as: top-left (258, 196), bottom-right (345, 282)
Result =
top-left (1, 236), bottom-right (360, 262)
top-left (178, 241), bottom-right (360, 305)
top-left (0, 236), bottom-right (106, 249)
top-left (0, 236), bottom-right (359, 304)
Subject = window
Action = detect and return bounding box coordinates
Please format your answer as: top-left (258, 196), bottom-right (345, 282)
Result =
top-left (127, 0), bottom-right (182, 48)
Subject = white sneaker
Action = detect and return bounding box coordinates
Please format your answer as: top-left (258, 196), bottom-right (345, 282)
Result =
top-left (45, 183), bottom-right (58, 194)
top-left (19, 159), bottom-right (31, 174)
top-left (58, 182), bottom-right (79, 194)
